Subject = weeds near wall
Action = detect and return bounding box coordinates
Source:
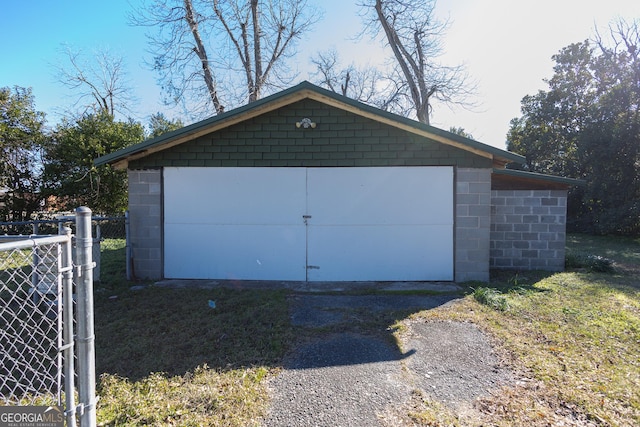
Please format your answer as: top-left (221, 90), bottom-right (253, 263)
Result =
top-left (472, 287), bottom-right (509, 311)
top-left (565, 252), bottom-right (615, 273)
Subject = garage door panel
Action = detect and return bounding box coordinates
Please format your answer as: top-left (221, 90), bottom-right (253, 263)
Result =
top-left (307, 225), bottom-right (453, 281)
top-left (164, 224), bottom-right (306, 280)
top-left (164, 166), bottom-right (454, 281)
top-left (164, 167), bottom-right (308, 280)
top-left (164, 167), bottom-right (306, 224)
top-left (308, 167), bottom-right (453, 225)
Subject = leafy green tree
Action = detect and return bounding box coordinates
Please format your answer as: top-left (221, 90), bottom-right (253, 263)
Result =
top-left (43, 113), bottom-right (144, 214)
top-left (448, 127), bottom-right (474, 140)
top-left (507, 42), bottom-right (595, 177)
top-left (507, 20), bottom-right (640, 235)
top-left (148, 112), bottom-right (184, 138)
top-left (0, 86), bottom-right (46, 220)
top-left (577, 22), bottom-right (640, 234)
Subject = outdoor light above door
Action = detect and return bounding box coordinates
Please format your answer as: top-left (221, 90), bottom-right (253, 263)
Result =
top-left (296, 118), bottom-right (316, 129)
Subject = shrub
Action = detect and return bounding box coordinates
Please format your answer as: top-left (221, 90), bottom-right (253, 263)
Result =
top-left (585, 255), bottom-right (615, 272)
top-left (565, 252), bottom-right (615, 273)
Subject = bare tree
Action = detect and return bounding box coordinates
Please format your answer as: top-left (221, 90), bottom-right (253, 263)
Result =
top-left (132, 0), bottom-right (319, 117)
top-left (54, 46), bottom-right (137, 118)
top-left (359, 0), bottom-right (473, 124)
top-left (311, 49), bottom-right (412, 116)
top-left (311, 49), bottom-right (386, 102)
top-left (594, 18), bottom-right (640, 105)
top-left (185, 0), bottom-right (224, 112)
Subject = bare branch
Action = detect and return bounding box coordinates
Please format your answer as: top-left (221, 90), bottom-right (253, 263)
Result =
top-left (53, 45), bottom-right (138, 119)
top-left (132, 0), bottom-right (320, 115)
top-left (358, 0), bottom-right (474, 124)
top-left (185, 0), bottom-right (224, 113)
top-left (310, 49), bottom-right (402, 110)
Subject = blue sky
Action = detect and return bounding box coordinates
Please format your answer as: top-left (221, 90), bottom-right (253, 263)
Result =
top-left (1, 0), bottom-right (155, 118)
top-left (2, 0), bottom-right (639, 148)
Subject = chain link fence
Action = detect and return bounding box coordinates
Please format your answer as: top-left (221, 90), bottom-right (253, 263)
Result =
top-left (0, 216), bottom-right (125, 239)
top-left (0, 215), bottom-right (127, 283)
top-left (0, 208), bottom-right (97, 426)
top-left (0, 234), bottom-right (71, 406)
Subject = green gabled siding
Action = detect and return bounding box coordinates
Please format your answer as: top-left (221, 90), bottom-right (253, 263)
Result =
top-left (129, 99), bottom-right (492, 169)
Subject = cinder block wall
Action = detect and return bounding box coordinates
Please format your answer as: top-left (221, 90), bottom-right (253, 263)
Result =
top-left (128, 169), bottom-right (163, 279)
top-left (455, 168), bottom-right (491, 282)
top-left (490, 190), bottom-right (567, 271)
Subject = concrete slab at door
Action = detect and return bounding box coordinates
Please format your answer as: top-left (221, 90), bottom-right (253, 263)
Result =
top-left (163, 167), bottom-right (307, 280)
top-left (306, 167), bottom-right (454, 281)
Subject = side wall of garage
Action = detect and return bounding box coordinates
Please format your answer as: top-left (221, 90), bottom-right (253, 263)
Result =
top-left (490, 189), bottom-right (568, 271)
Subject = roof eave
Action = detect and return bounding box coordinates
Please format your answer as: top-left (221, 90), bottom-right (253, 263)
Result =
top-left (301, 88), bottom-right (524, 165)
top-left (492, 168), bottom-right (585, 187)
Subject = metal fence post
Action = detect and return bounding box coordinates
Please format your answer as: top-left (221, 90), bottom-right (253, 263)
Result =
top-left (60, 225), bottom-right (77, 427)
top-left (93, 224), bottom-right (101, 283)
top-left (125, 210), bottom-right (131, 281)
top-left (75, 207), bottom-right (96, 426)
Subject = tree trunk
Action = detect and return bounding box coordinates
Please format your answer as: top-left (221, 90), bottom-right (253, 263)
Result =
top-left (374, 0), bottom-right (430, 124)
top-left (184, 0), bottom-right (224, 113)
top-left (250, 0), bottom-right (262, 102)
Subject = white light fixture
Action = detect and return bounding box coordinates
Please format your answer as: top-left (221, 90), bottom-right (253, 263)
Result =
top-left (295, 118), bottom-right (316, 129)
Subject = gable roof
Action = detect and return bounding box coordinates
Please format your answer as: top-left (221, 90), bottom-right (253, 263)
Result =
top-left (95, 81), bottom-right (525, 169)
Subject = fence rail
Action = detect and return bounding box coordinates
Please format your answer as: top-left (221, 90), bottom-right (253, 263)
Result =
top-left (0, 216), bottom-right (125, 239)
top-left (0, 208), bottom-right (96, 426)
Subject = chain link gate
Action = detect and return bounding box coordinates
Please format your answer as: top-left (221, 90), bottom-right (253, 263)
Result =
top-left (0, 207), bottom-right (96, 426)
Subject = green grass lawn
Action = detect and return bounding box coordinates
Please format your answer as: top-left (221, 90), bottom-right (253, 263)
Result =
top-left (405, 234), bottom-right (640, 426)
top-left (94, 236), bottom-right (640, 426)
top-left (95, 287), bottom-right (290, 426)
top-left (96, 240), bottom-right (292, 426)
top-left (566, 234), bottom-right (640, 266)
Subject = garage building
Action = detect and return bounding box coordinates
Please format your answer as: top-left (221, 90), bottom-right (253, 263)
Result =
top-left (95, 81), bottom-right (578, 282)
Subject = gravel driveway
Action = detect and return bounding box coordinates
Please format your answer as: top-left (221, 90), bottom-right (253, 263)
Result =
top-left (262, 293), bottom-right (514, 426)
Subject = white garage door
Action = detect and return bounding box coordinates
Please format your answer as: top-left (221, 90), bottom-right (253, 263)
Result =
top-left (164, 167), bottom-right (453, 281)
